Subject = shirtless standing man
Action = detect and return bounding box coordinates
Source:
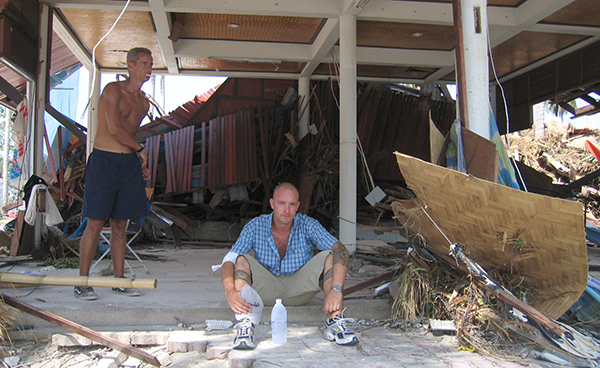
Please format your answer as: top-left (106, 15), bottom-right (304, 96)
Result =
top-left (74, 47), bottom-right (153, 300)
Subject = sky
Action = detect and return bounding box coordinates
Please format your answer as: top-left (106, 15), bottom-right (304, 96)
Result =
top-left (75, 67), bottom-right (227, 127)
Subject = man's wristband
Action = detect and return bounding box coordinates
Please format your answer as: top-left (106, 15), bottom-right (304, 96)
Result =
top-left (136, 144), bottom-right (145, 153)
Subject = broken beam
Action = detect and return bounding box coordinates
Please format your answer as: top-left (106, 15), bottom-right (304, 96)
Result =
top-left (343, 269), bottom-right (401, 297)
top-left (0, 293), bottom-right (161, 367)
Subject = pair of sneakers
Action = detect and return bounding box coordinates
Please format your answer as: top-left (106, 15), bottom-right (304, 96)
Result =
top-left (232, 309), bottom-right (359, 350)
top-left (74, 285), bottom-right (140, 300)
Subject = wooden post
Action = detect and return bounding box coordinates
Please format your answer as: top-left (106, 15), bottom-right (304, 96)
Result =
top-left (452, 0), bottom-right (468, 128)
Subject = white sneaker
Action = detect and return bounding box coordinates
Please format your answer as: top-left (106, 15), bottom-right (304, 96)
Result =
top-left (233, 318), bottom-right (255, 350)
top-left (323, 309), bottom-right (359, 346)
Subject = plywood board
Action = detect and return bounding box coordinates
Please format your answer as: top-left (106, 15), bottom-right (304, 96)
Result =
top-left (393, 152), bottom-right (587, 319)
top-left (462, 128), bottom-right (498, 182)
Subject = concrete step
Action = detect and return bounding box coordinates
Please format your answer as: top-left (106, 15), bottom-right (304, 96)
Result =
top-left (10, 297), bottom-right (391, 330)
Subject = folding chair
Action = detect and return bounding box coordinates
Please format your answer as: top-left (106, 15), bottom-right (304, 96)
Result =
top-left (90, 188), bottom-right (154, 277)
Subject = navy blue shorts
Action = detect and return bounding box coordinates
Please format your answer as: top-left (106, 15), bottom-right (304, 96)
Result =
top-left (82, 149), bottom-right (149, 221)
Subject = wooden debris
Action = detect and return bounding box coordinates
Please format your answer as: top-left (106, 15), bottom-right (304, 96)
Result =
top-left (1, 293), bottom-right (161, 367)
top-left (0, 255), bottom-right (32, 263)
top-left (343, 269), bottom-right (401, 297)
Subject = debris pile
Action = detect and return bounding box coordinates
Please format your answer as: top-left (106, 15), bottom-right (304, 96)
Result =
top-left (509, 120), bottom-right (600, 182)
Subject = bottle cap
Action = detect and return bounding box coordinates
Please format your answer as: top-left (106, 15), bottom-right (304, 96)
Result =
top-left (276, 299), bottom-right (282, 303)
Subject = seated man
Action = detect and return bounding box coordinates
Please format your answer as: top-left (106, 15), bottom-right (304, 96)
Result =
top-left (218, 182), bottom-right (359, 349)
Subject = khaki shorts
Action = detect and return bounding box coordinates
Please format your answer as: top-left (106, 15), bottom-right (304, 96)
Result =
top-left (243, 250), bottom-right (331, 306)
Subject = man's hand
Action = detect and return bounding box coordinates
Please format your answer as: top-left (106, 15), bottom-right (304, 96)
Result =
top-left (137, 150), bottom-right (148, 167)
top-left (142, 166), bottom-right (150, 180)
top-left (225, 288), bottom-right (252, 315)
top-left (323, 289), bottom-right (344, 315)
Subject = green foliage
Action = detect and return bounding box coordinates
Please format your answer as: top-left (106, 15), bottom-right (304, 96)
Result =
top-left (38, 257), bottom-right (79, 269)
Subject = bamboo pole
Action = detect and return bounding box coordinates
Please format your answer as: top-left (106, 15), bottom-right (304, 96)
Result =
top-left (0, 272), bottom-right (156, 289)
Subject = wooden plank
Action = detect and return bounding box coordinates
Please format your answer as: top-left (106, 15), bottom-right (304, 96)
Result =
top-left (230, 114), bottom-right (236, 185)
top-left (172, 225), bottom-right (182, 249)
top-left (42, 124), bottom-right (58, 184)
top-left (1, 293), bottom-right (160, 366)
top-left (228, 114), bottom-right (235, 185)
top-left (248, 108), bottom-right (258, 181)
top-left (219, 116), bottom-right (226, 187)
top-left (9, 211), bottom-right (24, 256)
top-left (150, 204), bottom-right (194, 229)
top-left (208, 119), bottom-right (215, 188)
top-left (223, 115), bottom-right (230, 185)
top-left (186, 126), bottom-right (194, 191)
top-left (45, 104), bottom-right (87, 143)
top-left (2, 200), bottom-right (23, 212)
top-left (182, 127), bottom-right (189, 191)
top-left (0, 255), bottom-right (31, 262)
top-left (164, 132), bottom-right (172, 192)
top-left (236, 111), bottom-right (244, 182)
top-left (57, 127), bottom-right (66, 200)
top-left (174, 129), bottom-right (182, 191)
top-left (243, 110), bottom-right (251, 181)
top-left (257, 106), bottom-right (270, 180)
top-left (168, 132), bottom-right (177, 192)
top-left (147, 135), bottom-right (161, 189)
top-left (67, 178), bottom-right (77, 207)
top-left (201, 122), bottom-right (206, 188)
top-left (343, 269), bottom-right (400, 297)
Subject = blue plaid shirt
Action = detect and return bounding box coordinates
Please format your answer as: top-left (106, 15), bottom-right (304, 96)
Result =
top-left (231, 213), bottom-right (339, 276)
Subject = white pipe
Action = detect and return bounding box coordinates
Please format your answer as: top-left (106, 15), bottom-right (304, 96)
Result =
top-left (298, 77), bottom-right (310, 140)
top-left (462, 0), bottom-right (490, 139)
top-left (339, 14), bottom-right (357, 254)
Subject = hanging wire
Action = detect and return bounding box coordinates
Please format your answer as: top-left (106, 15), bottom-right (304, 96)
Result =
top-left (85, 0), bottom-right (132, 104)
top-left (76, 0), bottom-right (132, 128)
top-left (486, 25), bottom-right (528, 192)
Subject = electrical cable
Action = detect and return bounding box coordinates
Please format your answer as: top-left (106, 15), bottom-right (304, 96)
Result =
top-left (75, 0), bottom-right (132, 131)
top-left (87, 0), bottom-right (132, 103)
top-left (487, 25), bottom-right (528, 192)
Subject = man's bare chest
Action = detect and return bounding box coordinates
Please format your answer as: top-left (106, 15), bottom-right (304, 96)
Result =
top-left (272, 230), bottom-right (290, 259)
top-left (119, 91), bottom-right (148, 124)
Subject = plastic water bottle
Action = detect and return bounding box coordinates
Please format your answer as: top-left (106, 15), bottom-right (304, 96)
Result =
top-left (271, 299), bottom-right (287, 344)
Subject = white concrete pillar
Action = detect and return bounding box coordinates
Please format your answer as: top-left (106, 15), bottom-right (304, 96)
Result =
top-left (461, 0), bottom-right (490, 139)
top-left (298, 77), bottom-right (310, 140)
top-left (87, 70), bottom-right (101, 156)
top-left (339, 14), bottom-right (357, 254)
